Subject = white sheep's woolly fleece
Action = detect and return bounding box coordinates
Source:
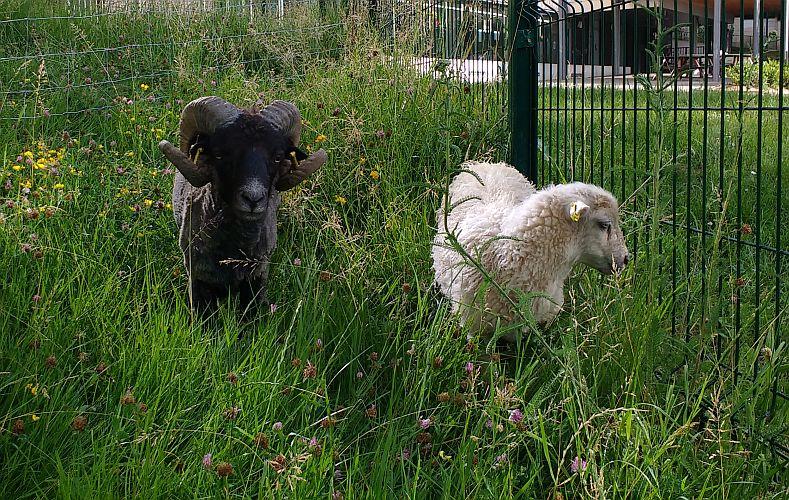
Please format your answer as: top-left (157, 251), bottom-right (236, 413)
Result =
top-left (432, 161), bottom-right (620, 333)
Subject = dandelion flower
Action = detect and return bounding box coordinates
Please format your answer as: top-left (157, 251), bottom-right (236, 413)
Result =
top-left (370, 170), bottom-right (379, 180)
top-left (53, 183), bottom-right (64, 190)
top-left (140, 83), bottom-right (149, 91)
top-left (31, 414), bottom-right (40, 421)
top-left (315, 134), bottom-right (327, 143)
top-left (334, 195), bottom-right (347, 205)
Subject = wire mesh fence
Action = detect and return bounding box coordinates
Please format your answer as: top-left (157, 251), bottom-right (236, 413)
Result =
top-left (524, 0), bottom-right (787, 458)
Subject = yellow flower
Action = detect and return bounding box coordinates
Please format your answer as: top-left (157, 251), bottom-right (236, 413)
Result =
top-left (165, 203), bottom-right (172, 210)
top-left (53, 183), bottom-right (64, 190)
top-left (315, 134), bottom-right (327, 143)
top-left (359, 156), bottom-right (366, 165)
top-left (125, 151), bottom-right (134, 157)
top-left (23, 151), bottom-right (34, 159)
top-left (140, 83), bottom-right (150, 91)
top-left (143, 199), bottom-right (153, 207)
top-left (149, 170), bottom-right (158, 177)
top-left (370, 170), bottom-right (380, 180)
top-left (12, 165), bottom-right (22, 171)
top-left (334, 195), bottom-right (347, 205)
top-left (31, 414), bottom-right (40, 421)
top-left (25, 383), bottom-right (38, 396)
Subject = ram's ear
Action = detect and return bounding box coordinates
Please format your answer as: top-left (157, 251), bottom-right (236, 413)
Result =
top-left (568, 200), bottom-right (590, 222)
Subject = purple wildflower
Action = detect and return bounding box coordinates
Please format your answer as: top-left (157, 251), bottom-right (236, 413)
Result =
top-left (272, 421), bottom-right (283, 431)
top-left (293, 258), bottom-right (302, 266)
top-left (419, 418), bottom-right (431, 430)
top-left (269, 303), bottom-right (278, 313)
top-left (494, 453), bottom-right (508, 466)
top-left (509, 409), bottom-right (523, 423)
top-left (202, 453), bottom-right (212, 470)
top-left (570, 456), bottom-right (587, 473)
top-left (465, 361), bottom-right (474, 375)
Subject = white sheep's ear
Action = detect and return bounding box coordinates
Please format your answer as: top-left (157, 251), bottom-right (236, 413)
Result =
top-left (568, 200), bottom-right (589, 222)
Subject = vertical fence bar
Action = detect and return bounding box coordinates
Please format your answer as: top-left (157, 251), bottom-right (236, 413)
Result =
top-left (509, 0), bottom-right (538, 180)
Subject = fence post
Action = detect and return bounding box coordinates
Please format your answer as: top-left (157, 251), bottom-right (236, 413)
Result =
top-left (508, 0), bottom-right (539, 182)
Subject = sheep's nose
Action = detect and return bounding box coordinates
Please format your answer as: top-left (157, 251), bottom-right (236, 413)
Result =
top-left (241, 191), bottom-right (265, 209)
top-left (623, 253), bottom-right (631, 266)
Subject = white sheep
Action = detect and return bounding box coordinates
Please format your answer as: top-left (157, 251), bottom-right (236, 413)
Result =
top-left (432, 161), bottom-right (630, 337)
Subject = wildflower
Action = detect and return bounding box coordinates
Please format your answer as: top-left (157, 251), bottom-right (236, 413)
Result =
top-left (31, 414), bottom-right (39, 421)
top-left (494, 453), bottom-right (508, 466)
top-left (315, 134), bottom-right (327, 143)
top-left (376, 129), bottom-right (385, 139)
top-left (72, 415), bottom-right (87, 431)
top-left (735, 277), bottom-right (747, 287)
top-left (334, 195), bottom-right (347, 205)
top-left (741, 223), bottom-right (752, 235)
top-left (45, 355), bottom-right (56, 368)
top-left (272, 421), bottom-right (283, 431)
top-left (253, 433), bottom-right (269, 449)
top-left (140, 83), bottom-right (150, 91)
top-left (223, 406), bottom-right (240, 420)
top-left (438, 450), bottom-right (452, 462)
top-left (270, 303), bottom-right (278, 313)
top-left (486, 419), bottom-right (493, 429)
top-left (315, 338), bottom-right (323, 350)
top-left (27, 208), bottom-right (39, 219)
top-left (419, 418), bottom-right (431, 430)
top-left (401, 448), bottom-right (412, 461)
top-left (359, 156), bottom-right (367, 165)
top-left (53, 183), bottom-right (64, 190)
top-left (120, 389), bottom-right (135, 405)
top-left (293, 258), bottom-right (302, 266)
top-left (202, 453), bottom-right (213, 470)
top-left (319, 271), bottom-right (332, 282)
top-left (432, 356), bottom-right (443, 368)
top-left (570, 456), bottom-right (587, 474)
top-left (303, 361), bottom-right (317, 379)
top-left (402, 283), bottom-right (411, 293)
top-left (143, 199), bottom-right (153, 208)
top-left (291, 357), bottom-right (301, 367)
top-left (32, 294), bottom-right (41, 303)
top-left (320, 416), bottom-right (336, 428)
top-left (370, 170), bottom-right (379, 180)
top-left (509, 409), bottom-right (524, 424)
top-left (124, 151), bottom-right (134, 157)
top-left (227, 372), bottom-right (238, 385)
top-left (138, 402), bottom-right (148, 413)
top-left (465, 362), bottom-right (475, 375)
top-left (437, 392), bottom-right (450, 402)
top-left (12, 419), bottom-right (24, 435)
top-left (365, 404), bottom-right (377, 418)
top-left (270, 454), bottom-right (287, 473)
top-left (356, 371), bottom-right (364, 380)
top-left (216, 462), bottom-right (233, 477)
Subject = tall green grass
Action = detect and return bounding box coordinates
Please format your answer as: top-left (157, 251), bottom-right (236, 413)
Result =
top-left (1, 1), bottom-right (786, 498)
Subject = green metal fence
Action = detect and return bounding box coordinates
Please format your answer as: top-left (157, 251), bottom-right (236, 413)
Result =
top-left (518, 0), bottom-right (787, 459)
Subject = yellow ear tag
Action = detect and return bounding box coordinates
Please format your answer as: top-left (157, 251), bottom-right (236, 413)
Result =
top-left (569, 201), bottom-right (589, 222)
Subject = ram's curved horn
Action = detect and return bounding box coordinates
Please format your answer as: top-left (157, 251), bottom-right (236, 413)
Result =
top-left (159, 96), bottom-right (240, 187)
top-left (259, 100), bottom-right (327, 191)
top-left (275, 148), bottom-right (328, 191)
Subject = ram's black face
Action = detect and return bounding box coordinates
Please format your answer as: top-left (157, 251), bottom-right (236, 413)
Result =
top-left (194, 114), bottom-right (299, 221)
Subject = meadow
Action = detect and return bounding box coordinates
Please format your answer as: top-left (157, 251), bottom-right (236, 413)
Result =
top-left (1, 1), bottom-right (786, 498)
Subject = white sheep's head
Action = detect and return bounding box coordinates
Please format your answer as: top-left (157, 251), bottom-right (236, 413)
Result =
top-left (158, 96), bottom-right (327, 220)
top-left (564, 184), bottom-right (630, 274)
